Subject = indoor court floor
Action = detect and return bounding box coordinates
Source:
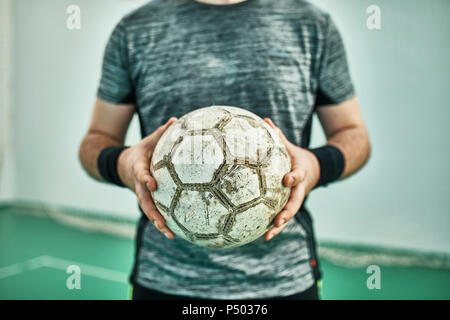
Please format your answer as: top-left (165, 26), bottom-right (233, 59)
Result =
top-left (1, 207), bottom-right (449, 300)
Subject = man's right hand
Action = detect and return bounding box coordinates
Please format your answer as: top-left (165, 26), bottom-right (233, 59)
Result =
top-left (117, 117), bottom-right (178, 239)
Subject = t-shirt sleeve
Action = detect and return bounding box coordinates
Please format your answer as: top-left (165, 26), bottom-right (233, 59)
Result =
top-left (97, 22), bottom-right (135, 104)
top-left (315, 15), bottom-right (355, 107)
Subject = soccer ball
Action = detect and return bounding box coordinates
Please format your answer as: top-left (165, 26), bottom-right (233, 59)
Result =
top-left (150, 106), bottom-right (291, 248)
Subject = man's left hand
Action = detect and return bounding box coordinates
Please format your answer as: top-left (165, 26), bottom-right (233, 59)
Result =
top-left (263, 118), bottom-right (321, 241)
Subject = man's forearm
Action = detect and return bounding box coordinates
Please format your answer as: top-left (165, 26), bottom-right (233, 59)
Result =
top-left (78, 131), bottom-right (123, 182)
top-left (327, 125), bottom-right (371, 179)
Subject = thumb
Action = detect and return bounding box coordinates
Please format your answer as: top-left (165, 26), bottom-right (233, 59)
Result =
top-left (155, 117), bottom-right (178, 139)
top-left (283, 167), bottom-right (306, 187)
top-left (146, 117), bottom-right (178, 150)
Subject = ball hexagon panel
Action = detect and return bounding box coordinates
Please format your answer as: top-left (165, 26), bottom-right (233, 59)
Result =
top-left (261, 147), bottom-right (291, 208)
top-left (227, 203), bottom-right (273, 244)
top-left (183, 106), bottom-right (230, 131)
top-left (222, 117), bottom-right (273, 164)
top-left (171, 134), bottom-right (224, 184)
top-left (151, 166), bottom-right (178, 211)
top-left (219, 165), bottom-right (261, 207)
top-left (174, 190), bottom-right (230, 235)
top-left (151, 120), bottom-right (185, 167)
top-left (259, 118), bottom-right (284, 147)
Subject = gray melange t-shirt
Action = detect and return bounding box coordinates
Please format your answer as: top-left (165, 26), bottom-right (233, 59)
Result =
top-left (98, 0), bottom-right (354, 299)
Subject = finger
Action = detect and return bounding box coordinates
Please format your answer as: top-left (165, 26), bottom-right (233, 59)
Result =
top-left (274, 183), bottom-right (306, 227)
top-left (161, 117), bottom-right (178, 133)
top-left (264, 118), bottom-right (295, 151)
top-left (283, 167), bottom-right (306, 187)
top-left (264, 117), bottom-right (276, 129)
top-left (135, 183), bottom-right (175, 239)
top-left (150, 117), bottom-right (178, 144)
top-left (264, 118), bottom-right (306, 186)
top-left (264, 222), bottom-right (287, 241)
top-left (146, 177), bottom-right (157, 192)
top-left (133, 159), bottom-right (157, 191)
top-left (143, 117), bottom-right (178, 154)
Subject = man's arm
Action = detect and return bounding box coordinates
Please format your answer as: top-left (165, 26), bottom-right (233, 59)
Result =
top-left (264, 96), bottom-right (371, 240)
top-left (79, 98), bottom-right (135, 181)
top-left (79, 98), bottom-right (176, 239)
top-left (316, 96), bottom-right (371, 179)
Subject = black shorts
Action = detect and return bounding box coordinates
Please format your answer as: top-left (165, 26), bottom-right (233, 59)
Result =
top-left (132, 282), bottom-right (319, 300)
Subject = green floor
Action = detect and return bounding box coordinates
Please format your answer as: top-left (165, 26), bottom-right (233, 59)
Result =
top-left (0, 209), bottom-right (449, 300)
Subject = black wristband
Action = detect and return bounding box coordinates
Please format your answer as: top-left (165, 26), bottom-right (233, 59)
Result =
top-left (97, 146), bottom-right (129, 187)
top-left (309, 145), bottom-right (345, 188)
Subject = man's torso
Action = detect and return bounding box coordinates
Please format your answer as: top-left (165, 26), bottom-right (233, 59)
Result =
top-left (109, 0), bottom-right (329, 299)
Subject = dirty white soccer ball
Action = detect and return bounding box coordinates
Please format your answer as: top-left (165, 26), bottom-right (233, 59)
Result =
top-left (150, 106), bottom-right (291, 248)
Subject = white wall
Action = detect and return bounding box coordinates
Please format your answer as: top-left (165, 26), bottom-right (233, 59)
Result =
top-left (4, 0), bottom-right (450, 253)
top-left (10, 0), bottom-right (145, 216)
top-left (309, 0), bottom-right (450, 253)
